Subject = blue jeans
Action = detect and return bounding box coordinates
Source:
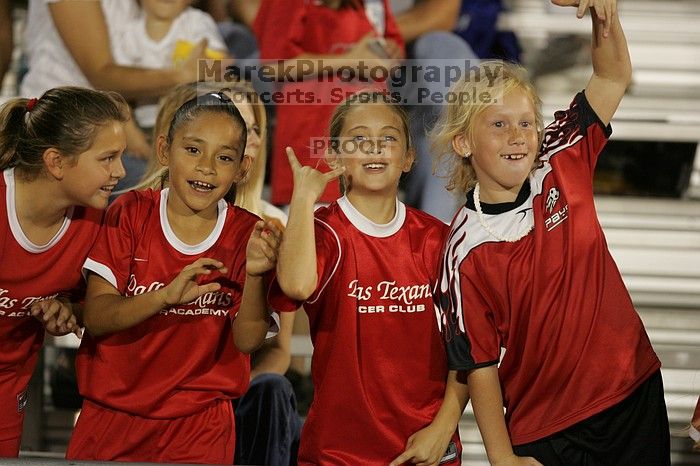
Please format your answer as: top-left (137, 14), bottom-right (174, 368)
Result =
top-left (233, 373), bottom-right (302, 466)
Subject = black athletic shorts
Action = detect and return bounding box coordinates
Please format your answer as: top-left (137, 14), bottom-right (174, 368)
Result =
top-left (513, 370), bottom-right (670, 466)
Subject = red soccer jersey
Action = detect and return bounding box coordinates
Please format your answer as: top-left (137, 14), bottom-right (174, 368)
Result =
top-left (0, 168), bottom-right (102, 435)
top-left (253, 0), bottom-right (404, 205)
top-left (270, 197), bottom-right (460, 465)
top-left (437, 92), bottom-right (661, 445)
top-left (76, 189), bottom-right (259, 419)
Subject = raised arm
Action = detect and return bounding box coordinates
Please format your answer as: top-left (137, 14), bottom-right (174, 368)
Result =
top-left (277, 147), bottom-right (344, 300)
top-left (233, 220), bottom-right (282, 353)
top-left (553, 0), bottom-right (631, 125)
top-left (49, 1), bottom-right (203, 99)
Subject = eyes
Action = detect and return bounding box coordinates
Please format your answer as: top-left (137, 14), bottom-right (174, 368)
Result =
top-left (184, 146), bottom-right (237, 163)
top-left (351, 134), bottom-right (398, 142)
top-left (100, 153), bottom-right (120, 164)
top-left (492, 120), bottom-right (535, 129)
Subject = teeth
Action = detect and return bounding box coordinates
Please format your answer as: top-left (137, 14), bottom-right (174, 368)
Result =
top-left (190, 181), bottom-right (215, 190)
top-left (364, 163), bottom-right (386, 169)
top-left (502, 154), bottom-right (526, 160)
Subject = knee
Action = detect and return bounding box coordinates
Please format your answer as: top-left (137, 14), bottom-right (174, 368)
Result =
top-left (248, 373), bottom-right (295, 399)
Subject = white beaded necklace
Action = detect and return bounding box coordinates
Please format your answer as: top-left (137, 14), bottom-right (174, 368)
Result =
top-left (473, 182), bottom-right (534, 243)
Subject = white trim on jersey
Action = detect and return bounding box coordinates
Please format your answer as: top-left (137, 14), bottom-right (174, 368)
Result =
top-left (307, 218), bottom-right (342, 305)
top-left (690, 425), bottom-right (700, 442)
top-left (159, 188), bottom-right (228, 255)
top-left (337, 195), bottom-right (405, 238)
top-left (5, 168), bottom-right (73, 253)
top-left (265, 311), bottom-right (281, 339)
top-left (83, 257), bottom-right (119, 289)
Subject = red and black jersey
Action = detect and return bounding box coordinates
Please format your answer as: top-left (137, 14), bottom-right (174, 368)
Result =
top-left (270, 197), bottom-right (460, 465)
top-left (0, 168), bottom-right (102, 434)
top-left (437, 92), bottom-right (661, 445)
top-left (76, 189), bottom-right (260, 419)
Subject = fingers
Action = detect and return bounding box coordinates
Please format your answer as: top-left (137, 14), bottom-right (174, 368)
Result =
top-left (197, 282), bottom-right (222, 296)
top-left (195, 38), bottom-right (209, 54)
top-left (577, 0), bottom-right (589, 18)
top-left (322, 165), bottom-right (346, 182)
top-left (186, 257), bottom-right (228, 275)
top-left (383, 39), bottom-right (404, 60)
top-left (389, 450), bottom-right (414, 466)
top-left (286, 146), bottom-right (302, 171)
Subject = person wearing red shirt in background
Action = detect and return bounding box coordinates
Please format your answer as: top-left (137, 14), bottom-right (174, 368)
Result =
top-left (253, 0), bottom-right (404, 207)
top-left (0, 87), bottom-right (128, 457)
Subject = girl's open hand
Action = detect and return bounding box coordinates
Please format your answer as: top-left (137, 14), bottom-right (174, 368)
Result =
top-left (246, 220), bottom-right (282, 277)
top-left (162, 258), bottom-right (227, 306)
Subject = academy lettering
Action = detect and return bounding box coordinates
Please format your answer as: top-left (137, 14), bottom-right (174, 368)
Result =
top-left (160, 308), bottom-right (230, 317)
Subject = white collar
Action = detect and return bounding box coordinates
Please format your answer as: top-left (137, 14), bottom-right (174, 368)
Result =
top-left (159, 188), bottom-right (228, 255)
top-left (4, 168), bottom-right (73, 253)
top-left (337, 195), bottom-right (405, 238)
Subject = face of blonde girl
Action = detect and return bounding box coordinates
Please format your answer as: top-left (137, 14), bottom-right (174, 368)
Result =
top-left (233, 98), bottom-right (261, 162)
top-left (141, 0), bottom-right (190, 22)
top-left (62, 120), bottom-right (126, 209)
top-left (336, 103), bottom-right (413, 197)
top-left (464, 88), bottom-right (539, 203)
top-left (161, 112), bottom-right (246, 217)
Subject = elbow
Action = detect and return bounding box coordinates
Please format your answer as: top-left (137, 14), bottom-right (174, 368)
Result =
top-left (278, 279), bottom-right (314, 302)
top-left (233, 334), bottom-right (263, 354)
top-left (82, 310), bottom-right (106, 337)
top-left (235, 340), bottom-right (260, 355)
top-left (277, 265), bottom-right (316, 301)
top-left (621, 67), bottom-right (633, 89)
top-left (232, 323), bottom-right (264, 354)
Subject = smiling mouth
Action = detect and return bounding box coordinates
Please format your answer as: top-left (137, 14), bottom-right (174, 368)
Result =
top-left (363, 162), bottom-right (388, 170)
top-left (188, 180), bottom-right (216, 192)
top-left (501, 153), bottom-right (527, 160)
top-left (100, 184), bottom-right (116, 194)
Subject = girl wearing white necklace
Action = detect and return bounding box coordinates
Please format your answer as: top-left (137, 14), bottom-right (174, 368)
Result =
top-left (431, 1), bottom-right (669, 465)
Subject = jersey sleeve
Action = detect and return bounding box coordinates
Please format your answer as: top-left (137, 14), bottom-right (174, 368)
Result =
top-left (253, 0), bottom-right (307, 60)
top-left (82, 192), bottom-right (142, 293)
top-left (442, 262), bottom-right (501, 371)
top-left (267, 217), bottom-right (341, 312)
top-left (541, 91), bottom-right (612, 176)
